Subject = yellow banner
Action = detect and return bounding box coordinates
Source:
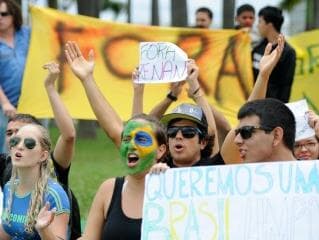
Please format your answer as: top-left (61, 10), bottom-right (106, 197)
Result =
top-left (289, 29), bottom-right (319, 112)
top-left (18, 6), bottom-right (255, 124)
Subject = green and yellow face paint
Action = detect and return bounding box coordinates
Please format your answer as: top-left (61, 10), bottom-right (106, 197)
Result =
top-left (120, 120), bottom-right (158, 174)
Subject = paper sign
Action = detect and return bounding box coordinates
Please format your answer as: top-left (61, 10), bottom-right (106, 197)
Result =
top-left (137, 42), bottom-right (188, 83)
top-left (286, 99), bottom-right (315, 141)
top-left (141, 161), bottom-right (319, 239)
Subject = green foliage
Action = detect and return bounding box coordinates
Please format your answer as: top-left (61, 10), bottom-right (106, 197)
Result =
top-left (101, 0), bottom-right (126, 15)
top-left (280, 0), bottom-right (302, 11)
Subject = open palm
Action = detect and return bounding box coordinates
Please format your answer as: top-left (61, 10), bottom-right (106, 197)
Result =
top-left (259, 34), bottom-right (284, 76)
top-left (65, 41), bottom-right (95, 81)
top-left (35, 203), bottom-right (55, 230)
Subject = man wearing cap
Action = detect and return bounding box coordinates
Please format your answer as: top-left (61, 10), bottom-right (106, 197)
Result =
top-left (153, 60), bottom-right (223, 168)
top-left (161, 102), bottom-right (224, 167)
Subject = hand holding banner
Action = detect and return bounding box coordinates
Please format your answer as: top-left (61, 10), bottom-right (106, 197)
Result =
top-left (137, 42), bottom-right (188, 84)
top-left (286, 99), bottom-right (315, 141)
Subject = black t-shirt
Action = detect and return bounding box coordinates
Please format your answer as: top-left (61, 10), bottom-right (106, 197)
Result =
top-left (252, 38), bottom-right (296, 103)
top-left (166, 151), bottom-right (225, 168)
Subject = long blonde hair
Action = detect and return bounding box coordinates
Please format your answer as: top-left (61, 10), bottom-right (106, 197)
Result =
top-left (4, 125), bottom-right (55, 233)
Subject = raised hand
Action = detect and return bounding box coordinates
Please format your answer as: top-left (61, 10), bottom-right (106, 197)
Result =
top-left (185, 59), bottom-right (200, 98)
top-left (43, 62), bottom-right (60, 88)
top-left (170, 81), bottom-right (185, 99)
top-left (65, 41), bottom-right (95, 81)
top-left (132, 67), bottom-right (144, 93)
top-left (259, 34), bottom-right (284, 78)
top-left (307, 110), bottom-right (319, 133)
top-left (35, 202), bottom-right (56, 231)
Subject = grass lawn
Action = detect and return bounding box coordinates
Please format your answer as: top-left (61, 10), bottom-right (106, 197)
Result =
top-left (49, 125), bottom-right (126, 222)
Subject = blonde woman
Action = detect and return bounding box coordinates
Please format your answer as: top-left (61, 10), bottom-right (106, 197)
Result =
top-left (0, 124), bottom-right (70, 239)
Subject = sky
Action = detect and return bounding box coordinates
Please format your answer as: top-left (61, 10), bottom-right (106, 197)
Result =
top-left (32, 0), bottom-right (292, 35)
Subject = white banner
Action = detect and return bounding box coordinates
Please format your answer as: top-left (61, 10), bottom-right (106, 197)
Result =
top-left (138, 42), bottom-right (188, 83)
top-left (142, 160), bottom-right (319, 240)
top-left (286, 99), bottom-right (315, 141)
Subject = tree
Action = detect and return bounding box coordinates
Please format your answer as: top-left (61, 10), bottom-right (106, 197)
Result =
top-left (222, 0), bottom-right (235, 28)
top-left (127, 0), bottom-right (131, 23)
top-left (48, 0), bottom-right (58, 9)
top-left (151, 0), bottom-right (159, 26)
top-left (280, 0), bottom-right (319, 29)
top-left (171, 0), bottom-right (187, 27)
top-left (76, 0), bottom-right (101, 138)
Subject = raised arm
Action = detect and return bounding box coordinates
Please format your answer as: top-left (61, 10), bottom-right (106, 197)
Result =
top-left (131, 69), bottom-right (144, 117)
top-left (65, 41), bottom-right (123, 148)
top-left (209, 106), bottom-right (231, 146)
top-left (187, 59), bottom-right (219, 156)
top-left (221, 35), bottom-right (285, 164)
top-left (248, 34), bottom-right (285, 101)
top-left (149, 81), bottom-right (184, 119)
top-left (43, 62), bottom-right (76, 169)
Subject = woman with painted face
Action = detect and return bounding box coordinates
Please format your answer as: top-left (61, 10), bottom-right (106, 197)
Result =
top-left (294, 110), bottom-right (319, 160)
top-left (0, 124), bottom-right (70, 239)
top-left (79, 115), bottom-right (167, 240)
top-left (65, 41), bottom-right (166, 239)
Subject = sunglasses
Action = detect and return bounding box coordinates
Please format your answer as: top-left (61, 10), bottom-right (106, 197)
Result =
top-left (9, 136), bottom-right (37, 150)
top-left (0, 12), bottom-right (10, 17)
top-left (235, 125), bottom-right (273, 140)
top-left (167, 126), bottom-right (202, 139)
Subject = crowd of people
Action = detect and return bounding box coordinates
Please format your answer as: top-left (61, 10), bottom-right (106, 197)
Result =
top-left (0, 0), bottom-right (317, 239)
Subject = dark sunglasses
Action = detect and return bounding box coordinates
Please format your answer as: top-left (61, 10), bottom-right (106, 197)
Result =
top-left (167, 126), bottom-right (202, 139)
top-left (235, 125), bottom-right (273, 140)
top-left (0, 12), bottom-right (10, 17)
top-left (9, 136), bottom-right (37, 150)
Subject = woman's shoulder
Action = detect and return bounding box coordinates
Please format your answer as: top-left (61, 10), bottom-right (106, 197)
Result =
top-left (98, 177), bottom-right (118, 194)
top-left (45, 179), bottom-right (70, 213)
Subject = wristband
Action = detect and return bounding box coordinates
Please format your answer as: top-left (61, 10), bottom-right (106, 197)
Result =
top-left (166, 92), bottom-right (177, 101)
top-left (192, 87), bottom-right (200, 96)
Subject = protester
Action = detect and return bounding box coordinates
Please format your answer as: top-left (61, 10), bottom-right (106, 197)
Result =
top-left (235, 4), bottom-right (255, 29)
top-left (252, 6), bottom-right (296, 103)
top-left (221, 34), bottom-right (286, 164)
top-left (0, 62), bottom-right (81, 239)
top-left (0, 0), bottom-right (30, 152)
top-left (234, 98), bottom-right (296, 162)
top-left (0, 124), bottom-right (70, 239)
top-left (147, 70), bottom-right (231, 148)
top-left (235, 4), bottom-right (260, 48)
top-left (78, 114), bottom-right (166, 239)
top-left (293, 110), bottom-right (319, 160)
top-left (195, 7), bottom-right (213, 28)
top-left (158, 61), bottom-right (222, 167)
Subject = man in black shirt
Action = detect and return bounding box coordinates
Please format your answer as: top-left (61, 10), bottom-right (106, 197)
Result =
top-left (252, 6), bottom-right (296, 103)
